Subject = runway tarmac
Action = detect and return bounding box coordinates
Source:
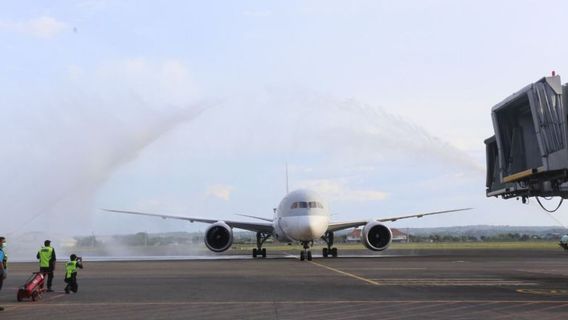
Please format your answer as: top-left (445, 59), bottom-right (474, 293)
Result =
top-left (1, 249), bottom-right (568, 319)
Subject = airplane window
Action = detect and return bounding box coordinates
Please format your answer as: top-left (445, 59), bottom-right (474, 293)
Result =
top-left (291, 202), bottom-right (298, 209)
top-left (299, 202), bottom-right (308, 208)
top-left (317, 202), bottom-right (324, 209)
top-left (309, 201), bottom-right (317, 208)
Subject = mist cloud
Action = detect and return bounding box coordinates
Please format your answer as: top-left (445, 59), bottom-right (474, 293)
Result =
top-left (1, 59), bottom-right (204, 235)
top-left (298, 179), bottom-right (388, 202)
top-left (194, 87), bottom-right (481, 172)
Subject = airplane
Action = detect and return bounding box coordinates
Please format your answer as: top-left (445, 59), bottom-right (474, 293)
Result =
top-left (105, 189), bottom-right (471, 261)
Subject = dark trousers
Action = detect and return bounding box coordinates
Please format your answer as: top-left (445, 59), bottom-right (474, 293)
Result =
top-left (40, 267), bottom-right (54, 289)
top-left (64, 273), bottom-right (78, 293)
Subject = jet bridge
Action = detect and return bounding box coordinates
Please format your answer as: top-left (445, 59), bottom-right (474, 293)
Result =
top-left (485, 74), bottom-right (568, 204)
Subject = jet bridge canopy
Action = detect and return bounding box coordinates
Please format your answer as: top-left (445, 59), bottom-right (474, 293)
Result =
top-left (485, 75), bottom-right (568, 199)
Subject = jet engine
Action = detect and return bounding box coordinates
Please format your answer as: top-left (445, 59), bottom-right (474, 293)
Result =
top-left (361, 222), bottom-right (392, 251)
top-left (204, 221), bottom-right (233, 252)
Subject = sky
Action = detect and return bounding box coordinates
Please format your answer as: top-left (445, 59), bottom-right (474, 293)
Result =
top-left (2, 0), bottom-right (568, 237)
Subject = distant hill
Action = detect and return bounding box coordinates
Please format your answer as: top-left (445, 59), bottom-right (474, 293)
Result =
top-left (403, 225), bottom-right (567, 237)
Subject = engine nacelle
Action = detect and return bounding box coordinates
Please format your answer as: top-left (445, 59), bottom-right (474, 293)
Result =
top-left (361, 222), bottom-right (392, 251)
top-left (204, 221), bottom-right (233, 252)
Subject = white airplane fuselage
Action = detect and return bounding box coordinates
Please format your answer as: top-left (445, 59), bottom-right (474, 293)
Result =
top-left (273, 189), bottom-right (330, 243)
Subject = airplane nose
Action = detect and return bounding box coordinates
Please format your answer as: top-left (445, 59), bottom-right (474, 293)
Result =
top-left (283, 213), bottom-right (328, 241)
top-left (307, 220), bottom-right (321, 237)
top-left (302, 215), bottom-right (327, 239)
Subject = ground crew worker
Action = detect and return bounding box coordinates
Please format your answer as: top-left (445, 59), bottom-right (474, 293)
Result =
top-left (37, 240), bottom-right (56, 292)
top-left (0, 236), bottom-right (6, 311)
top-left (64, 254), bottom-right (83, 294)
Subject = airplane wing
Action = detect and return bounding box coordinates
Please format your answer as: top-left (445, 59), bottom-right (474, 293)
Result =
top-left (235, 214), bottom-right (273, 222)
top-left (103, 209), bottom-right (274, 234)
top-left (326, 208), bottom-right (472, 233)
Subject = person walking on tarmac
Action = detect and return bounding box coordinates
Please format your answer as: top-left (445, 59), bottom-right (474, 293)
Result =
top-left (64, 254), bottom-right (83, 294)
top-left (37, 240), bottom-right (56, 292)
top-left (0, 236), bottom-right (7, 311)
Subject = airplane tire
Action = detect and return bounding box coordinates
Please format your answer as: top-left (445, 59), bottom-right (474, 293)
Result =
top-left (300, 251), bottom-right (305, 261)
top-left (261, 248), bottom-right (267, 258)
top-left (331, 248), bottom-right (338, 258)
top-left (252, 248), bottom-right (257, 258)
top-left (307, 251), bottom-right (312, 261)
top-left (322, 248), bottom-right (328, 258)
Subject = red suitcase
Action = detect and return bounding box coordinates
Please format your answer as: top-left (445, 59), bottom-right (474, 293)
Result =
top-left (17, 272), bottom-right (46, 302)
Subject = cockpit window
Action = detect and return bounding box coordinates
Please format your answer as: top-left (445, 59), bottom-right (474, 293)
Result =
top-left (291, 201), bottom-right (324, 209)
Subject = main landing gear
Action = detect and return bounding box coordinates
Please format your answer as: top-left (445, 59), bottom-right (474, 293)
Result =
top-left (252, 232), bottom-right (270, 258)
top-left (300, 241), bottom-right (313, 261)
top-left (321, 231), bottom-right (338, 258)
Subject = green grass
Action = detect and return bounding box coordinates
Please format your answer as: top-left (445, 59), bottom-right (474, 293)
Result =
top-left (389, 241), bottom-right (560, 250)
top-left (232, 241), bottom-right (562, 251)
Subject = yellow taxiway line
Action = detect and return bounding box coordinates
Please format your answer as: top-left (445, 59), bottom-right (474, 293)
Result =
top-left (309, 260), bottom-right (380, 286)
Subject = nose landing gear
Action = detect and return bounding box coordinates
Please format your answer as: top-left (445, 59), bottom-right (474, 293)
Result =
top-left (300, 241), bottom-right (313, 261)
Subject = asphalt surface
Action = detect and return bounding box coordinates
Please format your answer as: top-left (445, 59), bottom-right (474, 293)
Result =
top-left (1, 249), bottom-right (568, 319)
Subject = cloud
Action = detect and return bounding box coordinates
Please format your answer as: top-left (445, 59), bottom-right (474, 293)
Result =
top-left (0, 16), bottom-right (68, 39)
top-left (206, 185), bottom-right (234, 201)
top-left (298, 179), bottom-right (388, 202)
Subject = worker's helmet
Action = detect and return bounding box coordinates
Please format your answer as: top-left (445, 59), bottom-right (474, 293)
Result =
top-left (70, 254), bottom-right (77, 261)
top-left (44, 240), bottom-right (51, 246)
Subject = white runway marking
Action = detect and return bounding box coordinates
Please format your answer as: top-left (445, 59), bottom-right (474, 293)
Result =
top-left (368, 278), bottom-right (538, 286)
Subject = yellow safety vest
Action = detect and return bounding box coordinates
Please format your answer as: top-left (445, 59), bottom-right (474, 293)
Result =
top-left (65, 261), bottom-right (77, 279)
top-left (38, 246), bottom-right (53, 268)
